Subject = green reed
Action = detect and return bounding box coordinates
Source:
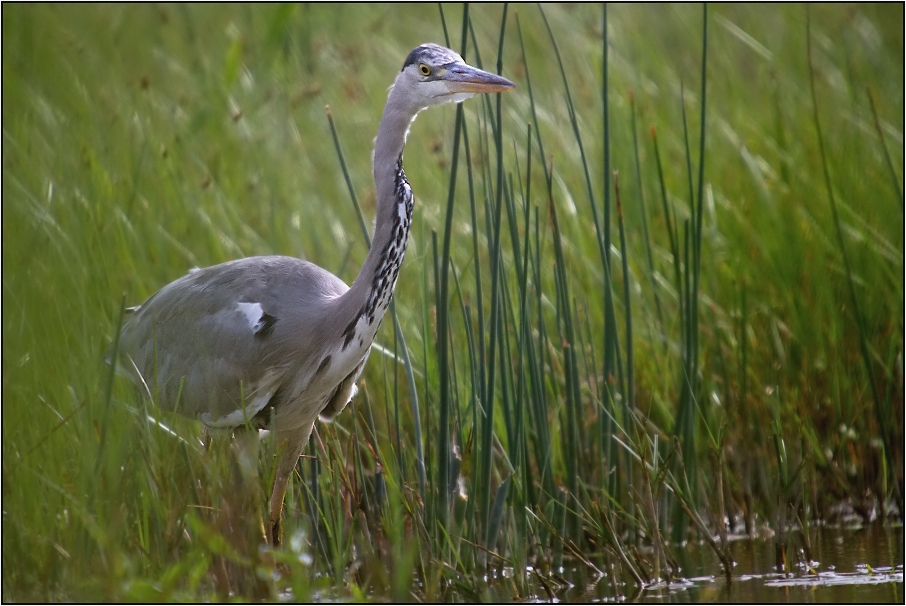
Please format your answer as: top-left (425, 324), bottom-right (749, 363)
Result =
top-left (2, 3), bottom-right (902, 601)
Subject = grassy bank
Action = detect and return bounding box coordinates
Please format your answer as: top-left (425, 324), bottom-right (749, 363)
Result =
top-left (3, 3), bottom-right (902, 600)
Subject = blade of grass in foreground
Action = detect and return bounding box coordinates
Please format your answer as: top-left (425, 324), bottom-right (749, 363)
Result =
top-left (613, 171), bottom-right (636, 532)
top-left (630, 91), bottom-right (667, 352)
top-left (806, 7), bottom-right (892, 501)
top-left (598, 9), bottom-right (620, 500)
top-left (538, 9), bottom-right (619, 430)
top-left (513, 20), bottom-right (556, 526)
top-left (545, 156), bottom-right (584, 544)
top-left (866, 88), bottom-right (904, 212)
top-left (540, 2), bottom-right (620, 542)
top-left (670, 5), bottom-right (708, 543)
top-left (95, 295), bottom-right (128, 476)
top-left (433, 2), bottom-right (470, 539)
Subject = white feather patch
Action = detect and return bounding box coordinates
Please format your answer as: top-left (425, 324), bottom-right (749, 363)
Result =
top-left (200, 408), bottom-right (251, 429)
top-left (236, 302), bottom-right (266, 333)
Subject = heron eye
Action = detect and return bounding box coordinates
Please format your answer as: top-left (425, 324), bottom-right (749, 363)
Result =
top-left (419, 64), bottom-right (431, 77)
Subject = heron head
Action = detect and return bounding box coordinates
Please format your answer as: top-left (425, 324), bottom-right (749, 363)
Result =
top-left (397, 43), bottom-right (514, 108)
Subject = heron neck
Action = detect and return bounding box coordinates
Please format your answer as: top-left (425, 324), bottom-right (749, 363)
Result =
top-left (339, 84), bottom-right (421, 345)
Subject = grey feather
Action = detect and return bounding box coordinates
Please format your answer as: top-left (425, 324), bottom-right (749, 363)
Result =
top-left (118, 256), bottom-right (354, 429)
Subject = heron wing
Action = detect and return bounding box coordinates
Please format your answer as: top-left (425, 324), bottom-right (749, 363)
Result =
top-left (117, 256), bottom-right (349, 428)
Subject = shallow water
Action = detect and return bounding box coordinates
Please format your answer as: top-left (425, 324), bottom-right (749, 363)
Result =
top-left (281, 523), bottom-right (902, 602)
top-left (550, 523), bottom-right (903, 603)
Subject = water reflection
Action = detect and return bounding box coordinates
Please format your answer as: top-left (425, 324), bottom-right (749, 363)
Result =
top-left (556, 523), bottom-right (903, 603)
top-left (512, 525), bottom-right (904, 603)
top-left (281, 523), bottom-right (902, 602)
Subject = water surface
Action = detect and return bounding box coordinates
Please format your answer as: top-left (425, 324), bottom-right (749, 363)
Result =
top-left (555, 523), bottom-right (903, 603)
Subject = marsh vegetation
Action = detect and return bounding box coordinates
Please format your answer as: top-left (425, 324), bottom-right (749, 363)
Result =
top-left (2, 4), bottom-right (902, 601)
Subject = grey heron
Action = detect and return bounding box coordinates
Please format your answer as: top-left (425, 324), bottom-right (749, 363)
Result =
top-left (113, 44), bottom-right (514, 545)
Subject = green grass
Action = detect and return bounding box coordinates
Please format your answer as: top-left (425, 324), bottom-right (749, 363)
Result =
top-left (3, 3), bottom-right (902, 601)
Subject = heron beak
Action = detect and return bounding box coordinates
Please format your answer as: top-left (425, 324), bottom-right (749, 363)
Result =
top-left (441, 64), bottom-right (515, 94)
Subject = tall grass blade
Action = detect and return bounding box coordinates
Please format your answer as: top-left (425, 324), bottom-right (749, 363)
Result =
top-left (96, 295), bottom-right (127, 475)
top-left (630, 93), bottom-right (666, 349)
top-left (806, 6), bottom-right (891, 502)
top-left (614, 172), bottom-right (635, 528)
top-left (866, 88), bottom-right (904, 212)
top-left (435, 91), bottom-right (466, 535)
top-left (599, 10), bottom-right (619, 483)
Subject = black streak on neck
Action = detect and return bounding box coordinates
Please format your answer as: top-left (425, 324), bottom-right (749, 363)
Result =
top-left (341, 155), bottom-right (412, 351)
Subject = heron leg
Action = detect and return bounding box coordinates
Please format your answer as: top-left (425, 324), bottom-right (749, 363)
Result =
top-left (268, 424), bottom-right (313, 546)
top-left (219, 427), bottom-right (270, 549)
